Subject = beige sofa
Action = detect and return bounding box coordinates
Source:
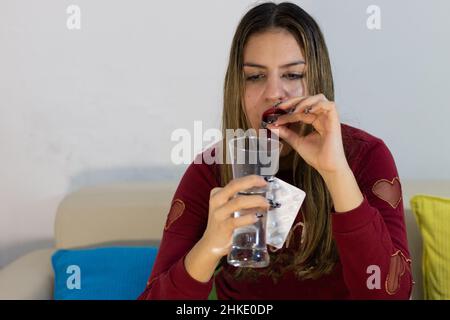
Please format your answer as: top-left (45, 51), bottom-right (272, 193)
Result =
top-left (0, 182), bottom-right (177, 300)
top-left (0, 180), bottom-right (448, 300)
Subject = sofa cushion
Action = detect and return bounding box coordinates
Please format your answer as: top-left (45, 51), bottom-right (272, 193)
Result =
top-left (51, 246), bottom-right (157, 300)
top-left (0, 249), bottom-right (55, 300)
top-left (410, 195), bottom-right (450, 299)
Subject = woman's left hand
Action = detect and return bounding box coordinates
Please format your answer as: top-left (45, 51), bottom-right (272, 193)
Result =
top-left (267, 94), bottom-right (349, 176)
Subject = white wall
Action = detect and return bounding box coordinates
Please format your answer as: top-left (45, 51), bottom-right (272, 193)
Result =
top-left (1, 0), bottom-right (449, 267)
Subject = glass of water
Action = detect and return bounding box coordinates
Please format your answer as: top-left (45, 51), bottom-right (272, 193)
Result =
top-left (227, 134), bottom-right (282, 268)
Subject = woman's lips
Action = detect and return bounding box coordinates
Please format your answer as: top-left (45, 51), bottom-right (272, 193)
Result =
top-left (261, 106), bottom-right (289, 129)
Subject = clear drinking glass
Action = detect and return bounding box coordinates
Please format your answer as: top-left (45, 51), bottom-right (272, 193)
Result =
top-left (227, 134), bottom-right (282, 268)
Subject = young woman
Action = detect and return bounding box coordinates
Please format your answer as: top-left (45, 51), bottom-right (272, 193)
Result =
top-left (138, 2), bottom-right (413, 299)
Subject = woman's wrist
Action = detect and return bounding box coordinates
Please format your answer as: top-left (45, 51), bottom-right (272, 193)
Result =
top-left (184, 237), bottom-right (223, 283)
top-left (321, 165), bottom-right (364, 213)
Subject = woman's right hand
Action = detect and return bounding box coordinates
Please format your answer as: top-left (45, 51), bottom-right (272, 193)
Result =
top-left (200, 175), bottom-right (270, 259)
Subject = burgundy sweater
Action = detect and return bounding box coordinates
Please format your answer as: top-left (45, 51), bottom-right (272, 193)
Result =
top-left (138, 124), bottom-right (413, 300)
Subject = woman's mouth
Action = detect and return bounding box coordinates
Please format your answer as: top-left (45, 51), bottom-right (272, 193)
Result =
top-left (261, 106), bottom-right (289, 129)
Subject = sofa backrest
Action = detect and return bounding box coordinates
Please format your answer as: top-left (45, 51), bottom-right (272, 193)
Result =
top-left (54, 182), bottom-right (177, 249)
top-left (54, 179), bottom-right (450, 300)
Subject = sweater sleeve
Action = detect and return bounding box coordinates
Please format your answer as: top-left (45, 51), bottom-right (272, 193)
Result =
top-left (138, 160), bottom-right (220, 300)
top-left (331, 139), bottom-right (413, 299)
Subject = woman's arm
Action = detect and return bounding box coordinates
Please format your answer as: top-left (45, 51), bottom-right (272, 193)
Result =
top-left (322, 165), bottom-right (364, 213)
top-left (267, 94), bottom-right (413, 299)
top-left (138, 161), bottom-right (219, 300)
top-left (138, 156), bottom-right (268, 300)
top-left (184, 237), bottom-right (222, 283)
top-left (326, 140), bottom-right (413, 299)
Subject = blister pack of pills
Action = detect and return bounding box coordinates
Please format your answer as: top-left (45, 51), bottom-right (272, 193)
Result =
top-left (266, 177), bottom-right (306, 249)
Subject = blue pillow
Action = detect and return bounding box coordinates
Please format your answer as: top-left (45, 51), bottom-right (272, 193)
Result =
top-left (51, 246), bottom-right (157, 300)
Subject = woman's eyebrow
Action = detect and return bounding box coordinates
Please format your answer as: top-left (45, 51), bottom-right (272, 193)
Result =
top-left (243, 60), bottom-right (305, 68)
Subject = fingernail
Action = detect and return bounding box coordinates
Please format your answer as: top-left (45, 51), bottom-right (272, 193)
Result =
top-left (268, 199), bottom-right (281, 209)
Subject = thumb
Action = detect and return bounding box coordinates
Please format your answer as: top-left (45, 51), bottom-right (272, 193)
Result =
top-left (267, 124), bottom-right (299, 148)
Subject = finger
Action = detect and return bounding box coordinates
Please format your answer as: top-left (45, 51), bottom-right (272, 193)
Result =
top-left (209, 187), bottom-right (223, 209)
top-left (299, 102), bottom-right (339, 129)
top-left (210, 187), bottom-right (222, 197)
top-left (213, 175), bottom-right (267, 206)
top-left (225, 213), bottom-right (259, 231)
top-left (215, 194), bottom-right (269, 220)
top-left (277, 94), bottom-right (327, 113)
top-left (267, 124), bottom-right (300, 148)
top-left (273, 110), bottom-right (317, 126)
top-left (276, 96), bottom-right (308, 112)
top-left (301, 101), bottom-right (334, 116)
top-left (237, 208), bottom-right (259, 216)
top-left (287, 94), bottom-right (328, 115)
top-left (275, 98), bottom-right (334, 126)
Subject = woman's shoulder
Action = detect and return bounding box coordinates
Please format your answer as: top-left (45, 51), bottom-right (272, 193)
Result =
top-left (340, 124), bottom-right (402, 207)
top-left (340, 123), bottom-right (394, 175)
top-left (341, 123), bottom-right (383, 146)
top-left (181, 142), bottom-right (223, 188)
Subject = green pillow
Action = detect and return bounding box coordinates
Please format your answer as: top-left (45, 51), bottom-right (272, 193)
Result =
top-left (410, 194), bottom-right (450, 299)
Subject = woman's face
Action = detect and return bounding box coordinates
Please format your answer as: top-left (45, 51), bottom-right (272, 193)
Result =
top-left (243, 28), bottom-right (308, 156)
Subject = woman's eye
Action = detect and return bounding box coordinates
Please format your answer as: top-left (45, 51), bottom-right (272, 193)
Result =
top-left (245, 73), bottom-right (304, 82)
top-left (246, 74), bottom-right (264, 82)
top-left (284, 73), bottom-right (304, 80)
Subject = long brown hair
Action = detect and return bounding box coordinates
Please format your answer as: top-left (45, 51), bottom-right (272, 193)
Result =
top-left (219, 1), bottom-right (339, 280)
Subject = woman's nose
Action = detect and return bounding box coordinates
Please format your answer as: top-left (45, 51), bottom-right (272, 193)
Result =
top-left (265, 76), bottom-right (287, 103)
